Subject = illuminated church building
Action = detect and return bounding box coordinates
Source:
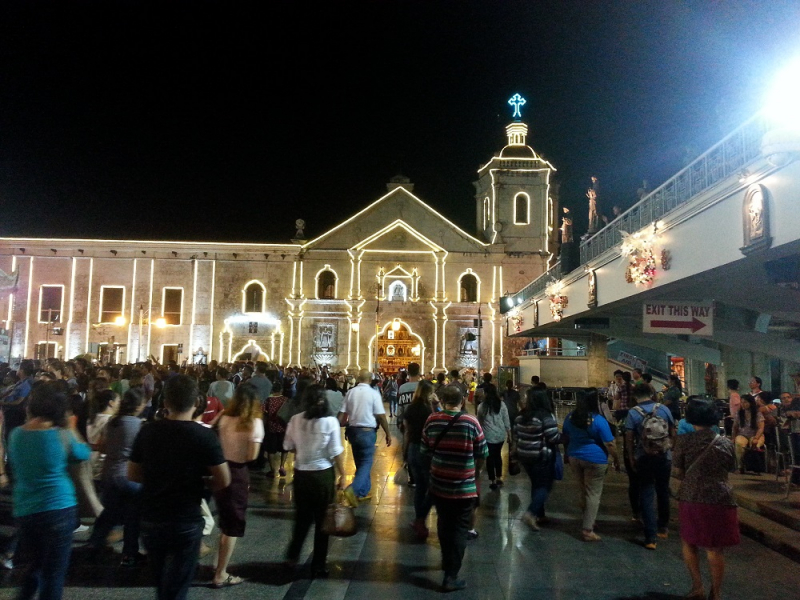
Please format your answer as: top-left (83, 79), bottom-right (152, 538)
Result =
top-left (0, 100), bottom-right (558, 372)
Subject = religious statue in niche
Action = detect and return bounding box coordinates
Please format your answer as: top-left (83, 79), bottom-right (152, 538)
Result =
top-left (458, 328), bottom-right (478, 355)
top-left (560, 207), bottom-right (573, 243)
top-left (390, 282), bottom-right (405, 301)
top-left (587, 176), bottom-right (600, 234)
top-left (741, 184), bottom-right (772, 256)
top-left (313, 323), bottom-right (336, 352)
top-left (294, 219), bottom-right (306, 240)
top-left (386, 345), bottom-right (396, 356)
top-left (587, 270), bottom-right (597, 308)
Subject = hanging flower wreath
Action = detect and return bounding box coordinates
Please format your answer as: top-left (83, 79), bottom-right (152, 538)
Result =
top-left (620, 223), bottom-right (666, 286)
top-left (545, 280), bottom-right (569, 322)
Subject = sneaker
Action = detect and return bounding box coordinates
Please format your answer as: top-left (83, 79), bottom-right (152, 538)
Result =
top-left (657, 529), bottom-right (669, 540)
top-left (466, 529), bottom-right (479, 540)
top-left (0, 555), bottom-right (12, 570)
top-left (120, 553), bottom-right (147, 568)
top-left (278, 467), bottom-right (287, 478)
top-left (342, 486), bottom-right (358, 508)
top-left (489, 482), bottom-right (498, 491)
top-left (522, 512), bottom-right (540, 531)
top-left (74, 525), bottom-right (90, 534)
top-left (357, 493), bottom-right (373, 502)
top-left (442, 576), bottom-right (467, 592)
top-left (410, 520), bottom-right (429, 540)
top-left (644, 541), bottom-right (657, 550)
top-left (495, 479), bottom-right (504, 487)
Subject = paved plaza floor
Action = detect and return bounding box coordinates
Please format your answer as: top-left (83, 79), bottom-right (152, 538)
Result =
top-left (1, 417), bottom-right (798, 600)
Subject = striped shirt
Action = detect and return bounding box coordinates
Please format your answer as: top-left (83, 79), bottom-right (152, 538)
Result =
top-left (421, 410), bottom-right (488, 500)
top-left (513, 412), bottom-right (561, 463)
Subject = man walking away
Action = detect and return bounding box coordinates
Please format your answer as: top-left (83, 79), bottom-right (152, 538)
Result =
top-left (129, 375), bottom-right (231, 600)
top-left (421, 386), bottom-right (487, 592)
top-left (396, 362), bottom-right (422, 485)
top-left (625, 383), bottom-right (675, 550)
top-left (338, 370), bottom-right (391, 503)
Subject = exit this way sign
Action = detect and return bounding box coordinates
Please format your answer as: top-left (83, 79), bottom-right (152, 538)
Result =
top-left (642, 301), bottom-right (713, 336)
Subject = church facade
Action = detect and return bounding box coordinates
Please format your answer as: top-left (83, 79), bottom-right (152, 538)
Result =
top-left (0, 112), bottom-right (558, 373)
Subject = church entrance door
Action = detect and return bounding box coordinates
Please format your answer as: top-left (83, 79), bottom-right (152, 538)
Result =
top-left (375, 321), bottom-right (421, 375)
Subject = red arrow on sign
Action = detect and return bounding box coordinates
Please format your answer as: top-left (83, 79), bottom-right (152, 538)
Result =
top-left (650, 318), bottom-right (707, 333)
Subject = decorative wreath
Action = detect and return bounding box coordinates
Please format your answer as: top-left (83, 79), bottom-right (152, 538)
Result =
top-left (620, 223), bottom-right (668, 286)
top-left (545, 281), bottom-right (569, 322)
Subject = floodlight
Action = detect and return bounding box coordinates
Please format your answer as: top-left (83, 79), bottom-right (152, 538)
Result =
top-left (765, 57), bottom-right (800, 132)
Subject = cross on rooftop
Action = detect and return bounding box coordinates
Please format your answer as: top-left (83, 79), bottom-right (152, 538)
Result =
top-left (508, 93), bottom-right (526, 118)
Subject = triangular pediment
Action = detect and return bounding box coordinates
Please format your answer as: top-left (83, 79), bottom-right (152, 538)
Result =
top-left (303, 186), bottom-right (488, 252)
top-left (354, 220), bottom-right (443, 253)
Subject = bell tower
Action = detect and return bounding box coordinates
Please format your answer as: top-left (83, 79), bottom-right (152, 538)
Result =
top-left (474, 94), bottom-right (559, 256)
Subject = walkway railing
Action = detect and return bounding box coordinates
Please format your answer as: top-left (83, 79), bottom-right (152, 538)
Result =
top-left (580, 113), bottom-right (770, 263)
top-left (518, 261), bottom-right (561, 303)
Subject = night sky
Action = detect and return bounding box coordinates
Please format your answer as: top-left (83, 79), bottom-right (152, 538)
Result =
top-left (1, 1), bottom-right (798, 243)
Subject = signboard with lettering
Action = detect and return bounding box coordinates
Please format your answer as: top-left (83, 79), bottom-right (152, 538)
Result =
top-left (643, 301), bottom-right (713, 336)
top-left (617, 351), bottom-right (648, 371)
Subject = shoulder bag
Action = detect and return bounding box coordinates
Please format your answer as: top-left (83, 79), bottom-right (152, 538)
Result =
top-left (422, 413), bottom-right (463, 471)
top-left (684, 434), bottom-right (721, 476)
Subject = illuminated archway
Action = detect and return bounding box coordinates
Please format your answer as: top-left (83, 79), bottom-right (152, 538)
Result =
top-left (232, 339), bottom-right (270, 362)
top-left (457, 269), bottom-right (481, 303)
top-left (242, 280), bottom-right (266, 313)
top-left (367, 319), bottom-right (425, 374)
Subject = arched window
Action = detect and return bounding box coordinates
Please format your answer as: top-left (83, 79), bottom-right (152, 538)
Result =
top-left (317, 270), bottom-right (336, 299)
top-left (388, 280), bottom-right (408, 302)
top-left (459, 273), bottom-right (478, 303)
top-left (514, 192), bottom-right (530, 225)
top-left (243, 281), bottom-right (265, 313)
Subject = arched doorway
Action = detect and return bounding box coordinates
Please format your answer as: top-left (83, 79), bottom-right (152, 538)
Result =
top-left (369, 319), bottom-right (424, 375)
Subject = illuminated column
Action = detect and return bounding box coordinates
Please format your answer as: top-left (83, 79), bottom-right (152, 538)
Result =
top-left (434, 251), bottom-right (448, 301)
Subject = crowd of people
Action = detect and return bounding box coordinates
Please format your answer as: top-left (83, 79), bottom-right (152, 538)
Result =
top-left (0, 356), bottom-right (799, 599)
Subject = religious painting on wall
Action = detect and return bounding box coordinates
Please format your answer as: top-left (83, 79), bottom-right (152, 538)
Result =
top-left (741, 184), bottom-right (772, 255)
top-left (313, 323), bottom-right (336, 352)
top-left (457, 327), bottom-right (479, 368)
top-left (587, 269), bottom-right (597, 308)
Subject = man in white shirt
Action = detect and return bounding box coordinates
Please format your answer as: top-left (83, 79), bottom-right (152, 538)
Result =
top-left (338, 370), bottom-right (391, 502)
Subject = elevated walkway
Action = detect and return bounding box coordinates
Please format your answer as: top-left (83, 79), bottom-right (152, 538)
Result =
top-left (505, 111), bottom-right (800, 394)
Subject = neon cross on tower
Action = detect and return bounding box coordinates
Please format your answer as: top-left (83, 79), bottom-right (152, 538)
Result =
top-left (508, 93), bottom-right (526, 118)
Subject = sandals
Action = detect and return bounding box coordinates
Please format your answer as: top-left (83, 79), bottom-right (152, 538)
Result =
top-left (582, 531), bottom-right (602, 542)
top-left (211, 575), bottom-right (244, 589)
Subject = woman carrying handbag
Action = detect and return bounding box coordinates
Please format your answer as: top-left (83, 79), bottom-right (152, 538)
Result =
top-left (283, 384), bottom-right (346, 578)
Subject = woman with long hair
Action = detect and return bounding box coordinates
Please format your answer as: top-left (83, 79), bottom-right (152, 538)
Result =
top-left (732, 394), bottom-right (764, 473)
top-left (87, 387), bottom-right (148, 566)
top-left (403, 380), bottom-right (435, 539)
top-left (284, 384), bottom-right (346, 578)
top-left (9, 381), bottom-right (91, 599)
top-left (477, 384), bottom-right (511, 490)
top-left (563, 388), bottom-right (619, 541)
top-left (212, 383), bottom-right (265, 587)
top-left (512, 388), bottom-right (562, 530)
top-left (673, 398), bottom-right (738, 600)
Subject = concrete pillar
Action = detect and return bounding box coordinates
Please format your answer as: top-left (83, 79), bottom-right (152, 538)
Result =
top-left (587, 334), bottom-right (608, 388)
top-left (685, 358), bottom-right (707, 396)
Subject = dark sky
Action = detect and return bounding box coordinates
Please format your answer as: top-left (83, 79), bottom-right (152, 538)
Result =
top-left (1, 1), bottom-right (798, 243)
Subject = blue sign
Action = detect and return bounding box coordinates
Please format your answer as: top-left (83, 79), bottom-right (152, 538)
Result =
top-left (508, 93), bottom-right (526, 118)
